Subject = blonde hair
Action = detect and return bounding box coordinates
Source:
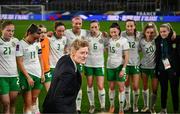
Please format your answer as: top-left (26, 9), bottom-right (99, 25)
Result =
top-left (142, 22), bottom-right (159, 39)
top-left (72, 16), bottom-right (82, 22)
top-left (160, 23), bottom-right (172, 31)
top-left (70, 39), bottom-right (89, 52)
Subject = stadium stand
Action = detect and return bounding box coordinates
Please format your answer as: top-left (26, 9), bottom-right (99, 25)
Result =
top-left (0, 0), bottom-right (179, 12)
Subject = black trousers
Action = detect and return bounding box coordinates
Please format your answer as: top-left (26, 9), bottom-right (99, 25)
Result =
top-left (158, 70), bottom-right (179, 112)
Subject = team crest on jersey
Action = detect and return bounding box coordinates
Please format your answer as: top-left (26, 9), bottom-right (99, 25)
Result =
top-left (36, 46), bottom-right (39, 50)
top-left (116, 43), bottom-right (120, 47)
top-left (63, 40), bottom-right (66, 45)
top-left (152, 41), bottom-right (155, 45)
top-left (99, 39), bottom-right (103, 44)
top-left (12, 42), bottom-right (16, 47)
top-left (88, 39), bottom-right (91, 42)
top-left (87, 38), bottom-right (91, 42)
top-left (81, 36), bottom-right (85, 40)
top-left (172, 43), bottom-right (176, 48)
top-left (52, 39), bottom-right (55, 42)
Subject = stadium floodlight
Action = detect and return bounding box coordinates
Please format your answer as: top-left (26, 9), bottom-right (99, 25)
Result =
top-left (0, 5), bottom-right (45, 20)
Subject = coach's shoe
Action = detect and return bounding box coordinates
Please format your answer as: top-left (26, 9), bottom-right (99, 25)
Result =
top-left (89, 105), bottom-right (95, 114)
top-left (159, 109), bottom-right (167, 114)
top-left (133, 105), bottom-right (139, 112)
top-left (141, 106), bottom-right (149, 112)
top-left (150, 108), bottom-right (156, 114)
top-left (109, 105), bottom-right (115, 113)
top-left (124, 105), bottom-right (131, 111)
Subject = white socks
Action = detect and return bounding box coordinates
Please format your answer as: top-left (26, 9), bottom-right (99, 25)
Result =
top-left (98, 88), bottom-right (106, 108)
top-left (76, 89), bottom-right (82, 111)
top-left (109, 89), bottom-right (115, 106)
top-left (119, 91), bottom-right (125, 111)
top-left (24, 110), bottom-right (32, 114)
top-left (142, 89), bottom-right (149, 107)
top-left (125, 86), bottom-right (131, 107)
top-left (133, 89), bottom-right (139, 107)
top-left (87, 87), bottom-right (95, 106)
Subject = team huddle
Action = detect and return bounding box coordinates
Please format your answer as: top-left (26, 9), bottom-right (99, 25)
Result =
top-left (0, 16), bottom-right (179, 114)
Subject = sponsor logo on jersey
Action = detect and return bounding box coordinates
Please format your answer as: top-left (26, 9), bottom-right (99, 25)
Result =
top-left (116, 43), bottom-right (120, 47)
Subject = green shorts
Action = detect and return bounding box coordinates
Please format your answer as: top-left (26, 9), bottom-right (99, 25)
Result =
top-left (44, 71), bottom-right (52, 83)
top-left (0, 77), bottom-right (20, 95)
top-left (140, 68), bottom-right (156, 78)
top-left (84, 66), bottom-right (104, 76)
top-left (19, 72), bottom-right (43, 92)
top-left (50, 68), bottom-right (55, 75)
top-left (126, 65), bottom-right (140, 75)
top-left (107, 65), bottom-right (126, 82)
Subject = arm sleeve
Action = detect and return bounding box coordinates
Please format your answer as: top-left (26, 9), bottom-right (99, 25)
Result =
top-left (123, 38), bottom-right (130, 50)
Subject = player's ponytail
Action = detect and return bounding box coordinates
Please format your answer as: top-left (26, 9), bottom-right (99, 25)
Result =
top-left (25, 24), bottom-right (40, 37)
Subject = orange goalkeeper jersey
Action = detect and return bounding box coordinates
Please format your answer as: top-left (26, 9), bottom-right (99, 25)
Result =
top-left (40, 37), bottom-right (50, 73)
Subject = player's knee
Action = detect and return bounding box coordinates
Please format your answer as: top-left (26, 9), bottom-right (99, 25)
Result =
top-left (2, 101), bottom-right (10, 111)
top-left (32, 96), bottom-right (38, 104)
top-left (143, 84), bottom-right (148, 90)
top-left (125, 80), bottom-right (130, 86)
top-left (87, 83), bottom-right (93, 88)
top-left (118, 87), bottom-right (124, 92)
top-left (152, 89), bottom-right (158, 94)
top-left (109, 86), bottom-right (115, 91)
top-left (98, 85), bottom-right (104, 90)
top-left (133, 86), bottom-right (139, 91)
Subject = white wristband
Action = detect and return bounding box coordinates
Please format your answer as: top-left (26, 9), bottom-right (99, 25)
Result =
top-left (122, 67), bottom-right (126, 71)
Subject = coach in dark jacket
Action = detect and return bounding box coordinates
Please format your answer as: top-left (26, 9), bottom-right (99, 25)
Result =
top-left (43, 39), bottom-right (89, 113)
top-left (155, 24), bottom-right (179, 113)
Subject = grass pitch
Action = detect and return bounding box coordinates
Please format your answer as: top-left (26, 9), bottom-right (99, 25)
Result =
top-left (1, 20), bottom-right (180, 113)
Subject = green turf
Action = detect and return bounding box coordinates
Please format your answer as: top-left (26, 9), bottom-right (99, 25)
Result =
top-left (1, 20), bottom-right (180, 113)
